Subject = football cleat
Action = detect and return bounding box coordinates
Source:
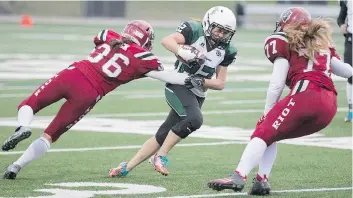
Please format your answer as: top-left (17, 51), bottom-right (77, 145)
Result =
top-left (152, 154), bottom-right (169, 176)
top-left (2, 126), bottom-right (32, 151)
top-left (344, 112), bottom-right (352, 122)
top-left (109, 162), bottom-right (129, 178)
top-left (3, 164), bottom-right (21, 179)
top-left (249, 175), bottom-right (271, 196)
top-left (208, 171), bottom-right (246, 192)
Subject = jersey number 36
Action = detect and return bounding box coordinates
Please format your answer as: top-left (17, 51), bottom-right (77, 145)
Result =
top-left (88, 43), bottom-right (130, 78)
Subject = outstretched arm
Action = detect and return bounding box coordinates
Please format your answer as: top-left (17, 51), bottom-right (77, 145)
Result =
top-left (331, 57), bottom-right (352, 78)
top-left (264, 58), bottom-right (290, 115)
top-left (145, 70), bottom-right (188, 85)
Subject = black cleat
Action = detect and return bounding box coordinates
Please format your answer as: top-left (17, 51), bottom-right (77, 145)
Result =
top-left (2, 126), bottom-right (31, 151)
top-left (208, 171), bottom-right (246, 192)
top-left (249, 176), bottom-right (271, 196)
top-left (3, 164), bottom-right (21, 179)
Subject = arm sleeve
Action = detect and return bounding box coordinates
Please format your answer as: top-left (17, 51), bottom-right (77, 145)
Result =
top-left (93, 29), bottom-right (121, 46)
top-left (331, 57), bottom-right (353, 78)
top-left (176, 21), bottom-right (194, 45)
top-left (337, 1), bottom-right (348, 27)
top-left (137, 52), bottom-right (164, 73)
top-left (145, 70), bottom-right (188, 85)
top-left (220, 47), bottom-right (237, 67)
top-left (264, 58), bottom-right (290, 115)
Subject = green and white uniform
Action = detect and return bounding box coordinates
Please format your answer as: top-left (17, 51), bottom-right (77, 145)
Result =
top-left (155, 20), bottom-right (238, 145)
top-left (175, 20), bottom-right (237, 97)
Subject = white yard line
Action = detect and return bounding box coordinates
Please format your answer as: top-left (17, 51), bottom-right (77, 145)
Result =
top-left (0, 88), bottom-right (271, 96)
top-left (0, 93), bottom-right (30, 98)
top-left (0, 141), bottom-right (244, 156)
top-left (0, 53), bottom-right (270, 66)
top-left (220, 100), bottom-right (264, 105)
top-left (158, 187), bottom-right (353, 198)
top-left (91, 107), bottom-right (348, 118)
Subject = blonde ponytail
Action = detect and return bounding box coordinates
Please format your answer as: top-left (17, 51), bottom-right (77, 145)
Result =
top-left (283, 18), bottom-right (334, 63)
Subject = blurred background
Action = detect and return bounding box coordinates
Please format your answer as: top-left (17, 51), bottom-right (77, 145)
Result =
top-left (0, 0), bottom-right (344, 79)
top-left (0, 1), bottom-right (340, 29)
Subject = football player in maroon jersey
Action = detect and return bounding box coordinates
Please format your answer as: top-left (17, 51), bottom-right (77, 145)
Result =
top-left (207, 7), bottom-right (353, 195)
top-left (2, 20), bottom-right (202, 179)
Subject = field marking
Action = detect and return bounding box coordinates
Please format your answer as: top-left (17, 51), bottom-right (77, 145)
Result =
top-left (0, 107), bottom-right (347, 118)
top-left (0, 115), bottom-right (351, 151)
top-left (10, 34), bottom-right (267, 49)
top-left (90, 107), bottom-right (348, 118)
top-left (220, 99), bottom-right (264, 105)
top-left (158, 187), bottom-right (353, 198)
top-left (0, 54), bottom-right (347, 82)
top-left (0, 141), bottom-right (244, 156)
top-left (0, 93), bottom-right (30, 98)
top-left (0, 86), bottom-right (346, 94)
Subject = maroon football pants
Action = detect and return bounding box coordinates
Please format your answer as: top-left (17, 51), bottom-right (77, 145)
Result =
top-left (19, 66), bottom-right (101, 142)
top-left (252, 80), bottom-right (337, 146)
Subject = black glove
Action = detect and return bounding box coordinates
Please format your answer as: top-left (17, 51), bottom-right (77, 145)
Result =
top-left (185, 75), bottom-right (205, 89)
top-left (185, 58), bottom-right (205, 74)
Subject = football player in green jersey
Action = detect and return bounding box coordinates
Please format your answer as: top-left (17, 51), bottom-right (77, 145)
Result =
top-left (109, 6), bottom-right (238, 177)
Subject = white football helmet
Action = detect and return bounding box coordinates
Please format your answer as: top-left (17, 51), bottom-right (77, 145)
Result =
top-left (202, 6), bottom-right (237, 47)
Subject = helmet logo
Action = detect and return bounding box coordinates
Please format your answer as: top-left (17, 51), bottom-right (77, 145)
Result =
top-left (134, 30), bottom-right (144, 39)
top-left (216, 50), bottom-right (221, 57)
top-left (281, 10), bottom-right (292, 23)
top-left (210, 7), bottom-right (219, 15)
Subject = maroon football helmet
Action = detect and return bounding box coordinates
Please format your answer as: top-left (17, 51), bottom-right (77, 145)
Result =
top-left (122, 20), bottom-right (155, 51)
top-left (274, 7), bottom-right (312, 32)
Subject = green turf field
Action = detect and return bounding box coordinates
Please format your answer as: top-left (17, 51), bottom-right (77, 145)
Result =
top-left (0, 22), bottom-right (351, 198)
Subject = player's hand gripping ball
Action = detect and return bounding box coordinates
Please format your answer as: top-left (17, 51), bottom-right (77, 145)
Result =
top-left (176, 45), bottom-right (205, 68)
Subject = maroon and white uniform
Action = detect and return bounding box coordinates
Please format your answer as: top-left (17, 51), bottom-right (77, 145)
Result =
top-left (74, 29), bottom-right (162, 96)
top-left (252, 32), bottom-right (339, 145)
top-left (19, 29), bottom-right (161, 142)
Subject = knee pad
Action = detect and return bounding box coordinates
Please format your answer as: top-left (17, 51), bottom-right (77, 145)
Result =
top-left (171, 116), bottom-right (203, 139)
top-left (348, 76), bottom-right (352, 84)
top-left (155, 128), bottom-right (169, 146)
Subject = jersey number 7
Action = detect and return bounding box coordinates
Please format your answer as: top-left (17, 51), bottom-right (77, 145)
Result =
top-left (264, 40), bottom-right (277, 58)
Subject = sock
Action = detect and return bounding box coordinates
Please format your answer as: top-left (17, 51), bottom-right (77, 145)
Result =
top-left (257, 142), bottom-right (277, 180)
top-left (14, 137), bottom-right (50, 168)
top-left (236, 137), bottom-right (267, 177)
top-left (347, 82), bottom-right (352, 112)
top-left (18, 105), bottom-right (34, 127)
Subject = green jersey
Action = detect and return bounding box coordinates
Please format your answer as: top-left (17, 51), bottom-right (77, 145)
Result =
top-left (175, 20), bottom-right (237, 97)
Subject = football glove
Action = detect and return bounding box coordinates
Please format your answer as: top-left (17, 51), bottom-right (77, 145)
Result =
top-left (185, 75), bottom-right (205, 89)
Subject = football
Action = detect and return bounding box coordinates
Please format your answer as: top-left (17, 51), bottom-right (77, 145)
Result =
top-left (175, 45), bottom-right (203, 65)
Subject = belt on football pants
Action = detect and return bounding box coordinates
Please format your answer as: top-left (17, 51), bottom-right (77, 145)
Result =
top-left (291, 80), bottom-right (309, 96)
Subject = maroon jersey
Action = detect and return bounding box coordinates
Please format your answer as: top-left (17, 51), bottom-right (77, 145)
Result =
top-left (73, 29), bottom-right (163, 96)
top-left (264, 32), bottom-right (340, 94)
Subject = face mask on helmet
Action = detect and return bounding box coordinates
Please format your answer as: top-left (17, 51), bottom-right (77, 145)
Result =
top-left (207, 23), bottom-right (235, 47)
top-left (144, 30), bottom-right (154, 51)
